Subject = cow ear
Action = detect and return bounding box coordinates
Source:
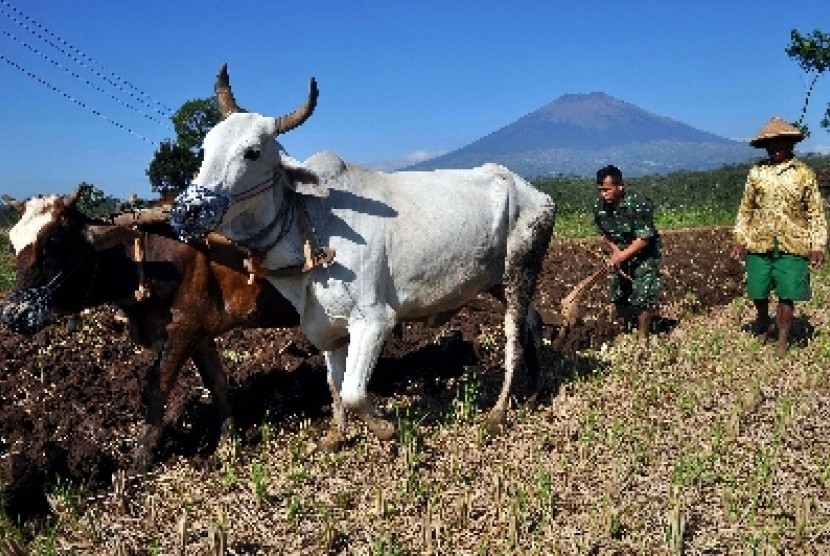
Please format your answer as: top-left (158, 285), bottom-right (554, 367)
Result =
top-left (278, 153), bottom-right (328, 197)
top-left (286, 166), bottom-right (329, 198)
top-left (84, 224), bottom-right (141, 251)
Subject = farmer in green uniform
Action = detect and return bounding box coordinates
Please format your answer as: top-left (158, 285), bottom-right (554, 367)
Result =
top-left (593, 165), bottom-right (662, 341)
top-left (731, 116), bottom-right (827, 357)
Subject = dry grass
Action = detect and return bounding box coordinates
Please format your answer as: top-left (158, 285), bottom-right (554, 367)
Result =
top-left (7, 268), bottom-right (830, 555)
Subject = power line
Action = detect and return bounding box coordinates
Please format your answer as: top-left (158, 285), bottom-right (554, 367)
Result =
top-left (0, 3), bottom-right (171, 119)
top-left (0, 27), bottom-right (170, 128)
top-left (0, 0), bottom-right (173, 117)
top-left (1, 54), bottom-right (159, 146)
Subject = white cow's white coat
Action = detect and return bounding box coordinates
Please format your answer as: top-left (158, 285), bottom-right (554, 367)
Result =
top-left (177, 101), bottom-right (556, 441)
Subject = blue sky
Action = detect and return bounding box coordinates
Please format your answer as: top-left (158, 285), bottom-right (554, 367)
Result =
top-left (1, 0), bottom-right (829, 201)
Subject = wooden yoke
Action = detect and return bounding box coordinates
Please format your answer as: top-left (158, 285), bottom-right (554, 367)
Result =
top-left (112, 208), bottom-right (170, 301)
top-left (133, 232), bottom-right (151, 301)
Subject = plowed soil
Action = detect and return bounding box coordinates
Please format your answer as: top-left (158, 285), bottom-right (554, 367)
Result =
top-left (0, 227), bottom-right (743, 520)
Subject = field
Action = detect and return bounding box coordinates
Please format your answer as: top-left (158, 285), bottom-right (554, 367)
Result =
top-left (3, 223), bottom-right (830, 554)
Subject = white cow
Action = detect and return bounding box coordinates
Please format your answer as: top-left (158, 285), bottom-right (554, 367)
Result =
top-left (171, 64), bottom-right (556, 448)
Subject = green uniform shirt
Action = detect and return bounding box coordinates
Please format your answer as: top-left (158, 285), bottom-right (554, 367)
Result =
top-left (593, 191), bottom-right (662, 262)
top-left (593, 191), bottom-right (662, 309)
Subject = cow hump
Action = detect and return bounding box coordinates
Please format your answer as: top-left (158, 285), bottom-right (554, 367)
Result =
top-left (304, 151), bottom-right (347, 181)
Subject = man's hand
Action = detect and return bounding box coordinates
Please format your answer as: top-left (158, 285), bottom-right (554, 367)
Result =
top-left (731, 243), bottom-right (746, 260)
top-left (809, 250), bottom-right (825, 270)
top-left (603, 241), bottom-right (621, 267)
top-left (608, 238), bottom-right (648, 268)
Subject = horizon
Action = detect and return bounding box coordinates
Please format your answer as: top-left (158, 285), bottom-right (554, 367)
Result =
top-left (1, 0), bottom-right (829, 200)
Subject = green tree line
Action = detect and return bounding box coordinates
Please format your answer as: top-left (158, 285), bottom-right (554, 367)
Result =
top-left (533, 155), bottom-right (830, 237)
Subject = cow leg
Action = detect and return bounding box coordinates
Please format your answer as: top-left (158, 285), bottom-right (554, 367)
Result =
top-left (136, 346), bottom-right (165, 470)
top-left (489, 300), bottom-right (525, 433)
top-left (341, 317), bottom-right (397, 441)
top-left (321, 346), bottom-right (348, 451)
top-left (489, 210), bottom-right (554, 433)
top-left (190, 338), bottom-right (234, 448)
top-left (136, 338), bottom-right (192, 470)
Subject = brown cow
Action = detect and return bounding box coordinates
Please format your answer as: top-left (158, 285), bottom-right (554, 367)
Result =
top-left (1, 189), bottom-right (299, 468)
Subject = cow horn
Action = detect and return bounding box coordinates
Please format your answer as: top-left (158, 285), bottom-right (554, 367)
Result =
top-left (1, 194), bottom-right (24, 215)
top-left (215, 63), bottom-right (241, 118)
top-left (273, 77), bottom-right (319, 136)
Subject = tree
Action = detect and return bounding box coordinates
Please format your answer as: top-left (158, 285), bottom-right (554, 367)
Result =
top-left (146, 140), bottom-right (200, 198)
top-left (172, 97), bottom-right (222, 154)
top-left (75, 182), bottom-right (119, 218)
top-left (146, 97), bottom-right (222, 197)
top-left (786, 28), bottom-right (830, 135)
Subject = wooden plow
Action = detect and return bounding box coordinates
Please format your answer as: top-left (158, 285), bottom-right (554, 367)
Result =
top-left (542, 266), bottom-right (610, 350)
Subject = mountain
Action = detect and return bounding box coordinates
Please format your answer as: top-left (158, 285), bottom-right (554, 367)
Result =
top-left (403, 92), bottom-right (756, 177)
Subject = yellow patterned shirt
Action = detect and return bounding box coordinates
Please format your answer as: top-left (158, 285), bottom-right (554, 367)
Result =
top-left (734, 158), bottom-right (827, 256)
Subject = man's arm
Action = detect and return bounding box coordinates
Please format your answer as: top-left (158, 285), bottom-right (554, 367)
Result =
top-left (608, 196), bottom-right (656, 267)
top-left (600, 234), bottom-right (620, 254)
top-left (609, 237), bottom-right (649, 267)
top-left (804, 169), bottom-right (827, 269)
top-left (732, 171), bottom-right (755, 259)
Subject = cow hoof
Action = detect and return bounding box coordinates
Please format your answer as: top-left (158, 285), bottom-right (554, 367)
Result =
top-left (216, 434), bottom-right (240, 464)
top-left (219, 418), bottom-right (236, 439)
top-left (319, 428), bottom-right (346, 452)
top-left (486, 408), bottom-right (507, 435)
top-left (366, 417), bottom-right (397, 441)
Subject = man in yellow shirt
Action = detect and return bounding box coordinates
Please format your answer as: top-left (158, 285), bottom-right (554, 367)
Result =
top-left (731, 116), bottom-right (827, 356)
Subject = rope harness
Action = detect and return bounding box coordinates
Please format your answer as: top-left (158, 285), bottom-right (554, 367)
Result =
top-left (133, 167), bottom-right (336, 291)
top-left (112, 208), bottom-right (168, 301)
top-left (122, 192), bottom-right (336, 294)
top-left (222, 170), bottom-right (336, 284)
top-left (240, 196), bottom-right (335, 284)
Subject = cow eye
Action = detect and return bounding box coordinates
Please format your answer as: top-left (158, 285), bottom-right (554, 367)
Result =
top-left (243, 147), bottom-right (261, 161)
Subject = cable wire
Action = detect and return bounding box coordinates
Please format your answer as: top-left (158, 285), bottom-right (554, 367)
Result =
top-left (0, 27), bottom-right (170, 128)
top-left (0, 0), bottom-right (173, 117)
top-left (1, 53), bottom-right (159, 146)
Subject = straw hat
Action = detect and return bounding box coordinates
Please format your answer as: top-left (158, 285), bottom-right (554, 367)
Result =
top-left (749, 116), bottom-right (804, 147)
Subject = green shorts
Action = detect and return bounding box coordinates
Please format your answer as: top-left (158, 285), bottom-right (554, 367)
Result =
top-left (611, 258), bottom-right (661, 309)
top-left (745, 251), bottom-right (811, 301)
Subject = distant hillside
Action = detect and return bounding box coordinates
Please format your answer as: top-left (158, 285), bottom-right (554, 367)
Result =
top-left (404, 92), bottom-right (756, 177)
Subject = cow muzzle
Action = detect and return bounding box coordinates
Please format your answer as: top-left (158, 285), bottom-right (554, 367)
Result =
top-left (1, 287), bottom-right (53, 335)
top-left (170, 186), bottom-right (230, 242)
